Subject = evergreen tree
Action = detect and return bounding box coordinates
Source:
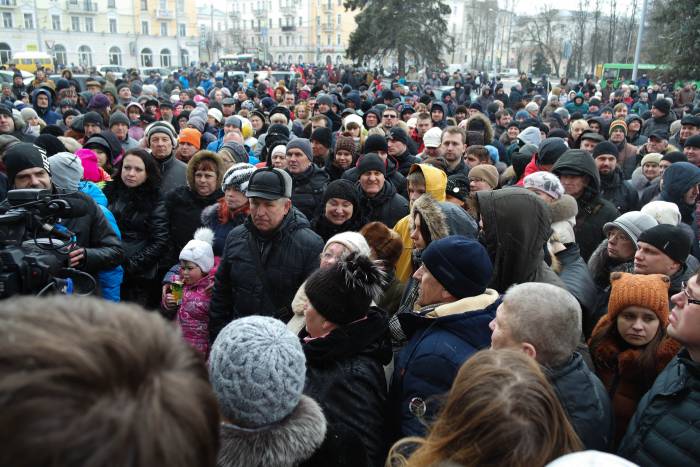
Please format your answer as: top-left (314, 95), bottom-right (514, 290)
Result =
top-left (532, 51), bottom-right (551, 76)
top-left (646, 0), bottom-right (700, 79)
top-left (343, 0), bottom-right (451, 74)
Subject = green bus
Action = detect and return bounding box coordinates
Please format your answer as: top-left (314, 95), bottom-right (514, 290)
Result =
top-left (595, 63), bottom-right (667, 88)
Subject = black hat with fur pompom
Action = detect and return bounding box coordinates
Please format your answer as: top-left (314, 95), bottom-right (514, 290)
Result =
top-left (304, 252), bottom-right (386, 325)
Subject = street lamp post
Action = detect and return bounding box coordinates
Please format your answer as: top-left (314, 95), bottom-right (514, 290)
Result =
top-left (631, 0), bottom-right (649, 81)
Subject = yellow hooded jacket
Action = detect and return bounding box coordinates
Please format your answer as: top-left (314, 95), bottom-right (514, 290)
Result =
top-left (394, 164), bottom-right (447, 282)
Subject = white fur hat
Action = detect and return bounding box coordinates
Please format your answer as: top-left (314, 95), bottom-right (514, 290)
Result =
top-left (641, 200), bottom-right (682, 226)
top-left (179, 228), bottom-right (215, 273)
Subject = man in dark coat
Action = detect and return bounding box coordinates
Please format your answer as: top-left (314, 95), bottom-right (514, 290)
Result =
top-left (209, 167), bottom-right (323, 342)
top-left (144, 121), bottom-right (187, 196)
top-left (387, 127), bottom-right (420, 176)
top-left (617, 271), bottom-right (700, 466)
top-left (641, 98), bottom-right (675, 138)
top-left (390, 236), bottom-right (499, 440)
top-left (593, 141), bottom-right (638, 214)
top-left (355, 153), bottom-right (409, 228)
top-left (284, 138), bottom-right (329, 221)
top-left (490, 282), bottom-right (613, 451)
top-left (0, 106), bottom-right (35, 142)
top-left (552, 149), bottom-right (620, 261)
top-left (1, 143), bottom-right (123, 278)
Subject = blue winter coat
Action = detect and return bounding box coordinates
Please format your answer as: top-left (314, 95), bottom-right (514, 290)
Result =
top-left (389, 291), bottom-right (501, 440)
top-left (79, 181), bottom-right (123, 302)
top-left (31, 88), bottom-right (61, 125)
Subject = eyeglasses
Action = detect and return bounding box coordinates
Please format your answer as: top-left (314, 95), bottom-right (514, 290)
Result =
top-left (681, 281), bottom-right (700, 305)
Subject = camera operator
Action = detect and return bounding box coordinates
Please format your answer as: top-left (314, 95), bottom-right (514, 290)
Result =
top-left (1, 143), bottom-right (123, 280)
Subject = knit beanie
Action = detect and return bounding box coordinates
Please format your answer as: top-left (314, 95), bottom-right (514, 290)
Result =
top-left (316, 94), bottom-right (333, 106)
top-left (322, 178), bottom-right (358, 207)
top-left (421, 236), bottom-right (493, 299)
top-left (35, 134), bottom-right (68, 158)
top-left (20, 107), bottom-right (38, 122)
top-left (652, 98), bottom-right (671, 115)
top-left (523, 171), bottom-right (564, 200)
top-left (684, 134), bottom-right (700, 149)
top-left (641, 152), bottom-right (663, 167)
top-left (270, 105), bottom-right (291, 122)
top-left (222, 162), bottom-right (256, 192)
top-left (286, 138), bottom-right (313, 161)
top-left (593, 141), bottom-right (619, 159)
top-left (220, 141), bottom-right (249, 163)
top-left (446, 173), bottom-right (469, 202)
top-left (87, 93), bottom-right (110, 110)
top-left (637, 224), bottom-right (690, 264)
top-left (518, 126), bottom-right (542, 146)
top-left (305, 253), bottom-right (385, 325)
top-left (209, 315), bottom-right (306, 428)
top-left (179, 228), bottom-right (215, 273)
top-left (48, 152), bottom-right (83, 191)
top-left (468, 164), bottom-right (499, 189)
top-left (146, 120), bottom-right (177, 147)
top-left (423, 127), bottom-right (443, 148)
top-left (334, 132), bottom-right (357, 157)
top-left (607, 272), bottom-right (671, 325)
top-left (83, 111), bottom-right (103, 127)
top-left (609, 119), bottom-right (628, 136)
top-left (363, 133), bottom-right (388, 154)
top-left (187, 116), bottom-right (206, 133)
top-left (356, 153), bottom-right (386, 176)
top-left (4, 143), bottom-right (51, 186)
top-left (323, 232), bottom-right (371, 258)
top-left (75, 148), bottom-right (101, 182)
top-left (641, 201), bottom-right (682, 226)
top-left (109, 111), bottom-right (130, 128)
top-left (178, 128), bottom-right (201, 149)
top-left (270, 144), bottom-right (287, 158)
top-left (308, 127), bottom-right (331, 150)
top-left (603, 211), bottom-right (658, 245)
top-left (537, 137), bottom-right (568, 166)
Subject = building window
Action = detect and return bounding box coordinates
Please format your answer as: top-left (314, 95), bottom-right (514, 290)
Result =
top-left (2, 13), bottom-right (12, 29)
top-left (53, 44), bottom-right (66, 66)
top-left (52, 15), bottom-right (61, 31)
top-left (286, 35), bottom-right (290, 46)
top-left (159, 0), bottom-right (166, 9)
top-left (327, 35), bottom-right (331, 46)
top-left (337, 13), bottom-right (340, 25)
top-left (0, 43), bottom-right (12, 64)
top-left (78, 45), bottom-right (93, 67)
top-left (109, 46), bottom-right (121, 65)
top-left (108, 0), bottom-right (116, 7)
top-left (178, 23), bottom-right (186, 37)
top-left (141, 0), bottom-right (147, 10)
top-left (160, 48), bottom-right (170, 67)
top-left (180, 49), bottom-right (189, 67)
top-left (316, 16), bottom-right (320, 26)
top-left (71, 16), bottom-right (80, 31)
top-left (337, 33), bottom-right (340, 45)
top-left (109, 18), bottom-right (117, 33)
top-left (278, 36), bottom-right (282, 46)
top-left (23, 13), bottom-right (33, 29)
top-left (298, 16), bottom-right (301, 26)
top-left (85, 17), bottom-right (93, 32)
top-left (160, 22), bottom-right (167, 36)
top-left (141, 20), bottom-right (149, 35)
top-left (217, 22), bottom-right (221, 31)
top-left (278, 18), bottom-right (281, 27)
top-left (140, 48), bottom-right (153, 66)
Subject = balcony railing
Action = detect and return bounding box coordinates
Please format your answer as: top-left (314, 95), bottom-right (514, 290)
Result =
top-left (280, 5), bottom-right (295, 15)
top-left (66, 0), bottom-right (97, 12)
top-left (322, 22), bottom-right (333, 32)
top-left (156, 9), bottom-right (174, 19)
top-left (321, 3), bottom-right (333, 13)
top-left (0, 0), bottom-right (17, 8)
top-left (252, 7), bottom-right (267, 18)
top-left (281, 25), bottom-right (296, 32)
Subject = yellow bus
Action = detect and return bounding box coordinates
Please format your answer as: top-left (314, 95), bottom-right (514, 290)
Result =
top-left (9, 51), bottom-right (54, 73)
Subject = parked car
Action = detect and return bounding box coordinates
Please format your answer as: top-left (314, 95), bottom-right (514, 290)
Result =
top-left (0, 70), bottom-right (34, 87)
top-left (49, 74), bottom-right (106, 92)
top-left (97, 65), bottom-right (128, 78)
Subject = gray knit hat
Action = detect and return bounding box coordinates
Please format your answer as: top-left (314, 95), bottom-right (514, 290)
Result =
top-left (48, 152), bottom-right (84, 191)
top-left (209, 316), bottom-right (306, 428)
top-left (145, 120), bottom-right (177, 147)
top-left (108, 111), bottom-right (130, 128)
top-left (603, 211), bottom-right (658, 245)
top-left (286, 138), bottom-right (313, 161)
top-left (221, 162), bottom-right (256, 192)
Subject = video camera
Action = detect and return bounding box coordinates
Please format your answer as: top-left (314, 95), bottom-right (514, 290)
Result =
top-left (0, 189), bottom-right (96, 298)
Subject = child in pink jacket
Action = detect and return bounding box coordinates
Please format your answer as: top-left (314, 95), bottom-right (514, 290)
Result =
top-left (163, 228), bottom-right (218, 357)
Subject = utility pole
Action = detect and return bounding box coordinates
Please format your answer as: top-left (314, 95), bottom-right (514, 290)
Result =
top-left (33, 0), bottom-right (43, 51)
top-left (631, 0), bottom-right (648, 81)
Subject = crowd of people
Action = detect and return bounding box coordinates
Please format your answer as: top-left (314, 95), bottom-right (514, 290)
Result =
top-left (1, 61), bottom-right (700, 466)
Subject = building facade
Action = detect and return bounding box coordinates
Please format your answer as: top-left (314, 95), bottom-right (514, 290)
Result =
top-left (0, 0), bottom-right (200, 69)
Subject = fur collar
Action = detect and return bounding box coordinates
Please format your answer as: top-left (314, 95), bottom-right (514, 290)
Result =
top-left (217, 395), bottom-right (326, 467)
top-left (426, 289), bottom-right (500, 318)
top-left (549, 194), bottom-right (578, 223)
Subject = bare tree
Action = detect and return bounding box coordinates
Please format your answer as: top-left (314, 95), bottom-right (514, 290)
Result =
top-left (590, 0), bottom-right (602, 74)
top-left (572, 0), bottom-right (589, 77)
top-left (606, 0), bottom-right (618, 63)
top-left (524, 6), bottom-right (565, 76)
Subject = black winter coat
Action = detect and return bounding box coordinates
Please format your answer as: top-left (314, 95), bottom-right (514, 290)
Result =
top-left (617, 350), bottom-right (700, 466)
top-left (393, 150), bottom-right (420, 177)
top-left (208, 208), bottom-right (323, 341)
top-left (104, 182), bottom-right (168, 279)
top-left (342, 157), bottom-right (408, 198)
top-left (545, 352), bottom-right (613, 451)
top-left (599, 168), bottom-right (638, 214)
top-left (162, 186), bottom-right (223, 269)
top-left (302, 309), bottom-right (392, 467)
top-left (357, 182), bottom-right (409, 229)
top-left (288, 164), bottom-right (329, 222)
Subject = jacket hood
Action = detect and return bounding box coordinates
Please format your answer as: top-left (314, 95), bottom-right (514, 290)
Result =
top-left (660, 162), bottom-right (700, 204)
top-left (465, 112), bottom-right (494, 144)
top-left (186, 150), bottom-right (223, 189)
top-left (31, 87), bottom-right (54, 108)
top-left (217, 395), bottom-right (326, 467)
top-left (430, 101), bottom-right (447, 121)
top-left (476, 187), bottom-right (553, 292)
top-left (552, 150), bottom-right (601, 195)
top-left (408, 163), bottom-right (446, 202)
top-left (440, 200), bottom-right (479, 237)
top-left (410, 194), bottom-right (449, 243)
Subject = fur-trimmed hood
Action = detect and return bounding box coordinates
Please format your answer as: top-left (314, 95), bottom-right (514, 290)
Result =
top-left (410, 193), bottom-right (450, 243)
top-left (186, 150), bottom-right (224, 190)
top-left (465, 112), bottom-right (494, 145)
top-left (217, 395), bottom-right (327, 467)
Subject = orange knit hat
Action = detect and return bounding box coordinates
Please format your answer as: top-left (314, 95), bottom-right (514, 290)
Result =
top-left (178, 128), bottom-right (201, 149)
top-left (607, 272), bottom-right (671, 325)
